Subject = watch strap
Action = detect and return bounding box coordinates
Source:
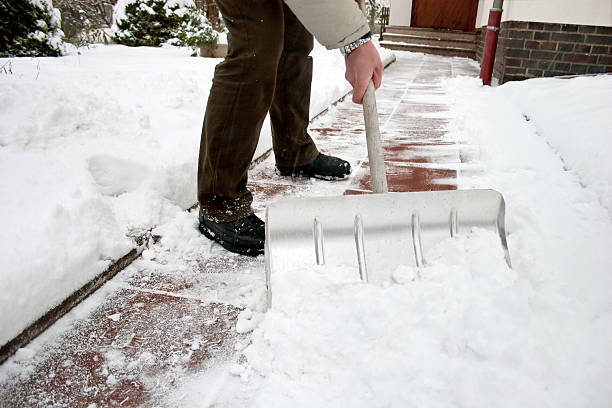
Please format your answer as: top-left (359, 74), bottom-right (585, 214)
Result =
top-left (340, 32), bottom-right (372, 56)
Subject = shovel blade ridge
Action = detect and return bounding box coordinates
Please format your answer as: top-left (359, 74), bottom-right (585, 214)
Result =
top-left (264, 189), bottom-right (511, 308)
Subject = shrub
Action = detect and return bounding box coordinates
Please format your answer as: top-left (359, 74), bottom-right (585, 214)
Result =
top-left (0, 0), bottom-right (65, 57)
top-left (365, 0), bottom-right (384, 34)
top-left (111, 0), bottom-right (217, 50)
top-left (173, 6), bottom-right (216, 49)
top-left (54, 0), bottom-right (115, 45)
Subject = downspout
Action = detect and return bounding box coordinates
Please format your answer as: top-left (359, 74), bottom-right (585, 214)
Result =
top-left (480, 0), bottom-right (504, 85)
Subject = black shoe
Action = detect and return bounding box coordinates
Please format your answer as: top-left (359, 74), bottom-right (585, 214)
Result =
top-left (276, 153), bottom-right (351, 180)
top-left (199, 213), bottom-right (265, 256)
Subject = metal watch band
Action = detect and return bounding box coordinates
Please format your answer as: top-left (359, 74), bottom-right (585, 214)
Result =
top-left (340, 33), bottom-right (372, 56)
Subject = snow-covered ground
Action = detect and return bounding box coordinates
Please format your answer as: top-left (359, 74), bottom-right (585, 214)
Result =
top-left (196, 70), bottom-right (611, 407)
top-left (132, 56), bottom-right (611, 407)
top-left (1, 43), bottom-right (611, 407)
top-left (0, 41), bottom-right (393, 348)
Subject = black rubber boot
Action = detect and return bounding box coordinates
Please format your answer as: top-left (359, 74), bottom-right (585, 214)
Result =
top-left (276, 153), bottom-right (351, 180)
top-left (199, 213), bottom-right (265, 256)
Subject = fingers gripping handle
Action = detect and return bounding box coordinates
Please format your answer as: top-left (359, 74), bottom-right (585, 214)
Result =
top-left (362, 81), bottom-right (388, 194)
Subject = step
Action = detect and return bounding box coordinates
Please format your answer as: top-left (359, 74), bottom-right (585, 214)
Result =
top-left (385, 26), bottom-right (477, 42)
top-left (379, 41), bottom-right (476, 59)
top-left (383, 32), bottom-right (476, 51)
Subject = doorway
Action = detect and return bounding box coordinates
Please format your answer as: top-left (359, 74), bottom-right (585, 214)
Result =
top-left (411, 0), bottom-right (479, 31)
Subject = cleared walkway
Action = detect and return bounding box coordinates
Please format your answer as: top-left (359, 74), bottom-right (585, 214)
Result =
top-left (0, 52), bottom-right (479, 407)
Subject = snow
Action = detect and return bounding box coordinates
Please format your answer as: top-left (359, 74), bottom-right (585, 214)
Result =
top-left (1, 40), bottom-right (610, 406)
top-left (164, 0), bottom-right (194, 17)
top-left (243, 231), bottom-right (526, 407)
top-left (221, 70), bottom-right (612, 405)
top-left (0, 41), bottom-right (393, 348)
top-left (492, 76), bottom-right (612, 215)
top-left (379, 40), bottom-right (473, 51)
top-left (112, 0), bottom-right (211, 42)
top-left (0, 45), bottom-right (208, 347)
top-left (26, 0), bottom-right (65, 54)
top-left (444, 75), bottom-right (612, 406)
top-left (110, 0), bottom-right (133, 31)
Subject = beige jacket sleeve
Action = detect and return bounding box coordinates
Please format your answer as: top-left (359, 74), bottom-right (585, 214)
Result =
top-left (284, 0), bottom-right (370, 49)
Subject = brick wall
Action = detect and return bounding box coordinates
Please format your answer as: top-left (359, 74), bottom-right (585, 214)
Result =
top-left (477, 21), bottom-right (612, 83)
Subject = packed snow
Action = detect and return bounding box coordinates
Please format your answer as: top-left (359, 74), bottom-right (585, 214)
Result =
top-left (0, 41), bottom-right (393, 348)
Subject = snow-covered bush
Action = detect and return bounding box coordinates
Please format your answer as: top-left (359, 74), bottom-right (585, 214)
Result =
top-left (54, 0), bottom-right (115, 45)
top-left (173, 6), bottom-right (216, 50)
top-left (111, 0), bottom-right (217, 50)
top-left (0, 0), bottom-right (65, 57)
top-left (365, 0), bottom-right (385, 34)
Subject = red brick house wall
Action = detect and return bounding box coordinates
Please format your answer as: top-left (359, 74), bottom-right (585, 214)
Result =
top-left (476, 21), bottom-right (612, 83)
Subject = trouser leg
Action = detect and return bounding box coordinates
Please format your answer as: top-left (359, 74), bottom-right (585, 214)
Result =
top-left (197, 0), bottom-right (284, 222)
top-left (270, 3), bottom-right (319, 168)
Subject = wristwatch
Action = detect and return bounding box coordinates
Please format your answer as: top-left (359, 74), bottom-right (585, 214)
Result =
top-left (340, 32), bottom-right (372, 56)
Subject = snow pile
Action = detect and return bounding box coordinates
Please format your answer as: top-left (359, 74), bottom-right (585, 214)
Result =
top-left (244, 231), bottom-right (530, 407)
top-left (494, 76), bottom-right (612, 215)
top-left (0, 45), bottom-right (208, 347)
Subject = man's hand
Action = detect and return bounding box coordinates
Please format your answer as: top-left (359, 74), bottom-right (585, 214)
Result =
top-left (344, 40), bottom-right (383, 104)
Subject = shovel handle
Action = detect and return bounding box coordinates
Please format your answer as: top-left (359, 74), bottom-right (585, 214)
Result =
top-left (362, 81), bottom-right (388, 194)
top-left (357, 0), bottom-right (387, 193)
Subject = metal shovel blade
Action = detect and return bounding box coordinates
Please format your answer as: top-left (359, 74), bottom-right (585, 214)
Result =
top-left (264, 189), bottom-right (511, 308)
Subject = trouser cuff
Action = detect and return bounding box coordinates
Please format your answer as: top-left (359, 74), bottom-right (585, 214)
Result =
top-left (199, 193), bottom-right (254, 223)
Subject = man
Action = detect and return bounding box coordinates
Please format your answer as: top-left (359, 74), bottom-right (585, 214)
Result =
top-left (198, 0), bottom-right (383, 256)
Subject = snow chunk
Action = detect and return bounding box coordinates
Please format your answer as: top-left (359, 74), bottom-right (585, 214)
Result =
top-left (107, 313), bottom-right (121, 322)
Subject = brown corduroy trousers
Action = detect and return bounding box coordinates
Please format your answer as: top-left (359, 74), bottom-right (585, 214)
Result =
top-left (197, 0), bottom-right (320, 222)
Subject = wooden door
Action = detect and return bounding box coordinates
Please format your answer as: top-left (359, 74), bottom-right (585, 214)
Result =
top-left (411, 0), bottom-right (479, 31)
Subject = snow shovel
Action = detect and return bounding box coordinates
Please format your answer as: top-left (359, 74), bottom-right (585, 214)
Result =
top-left (264, 80), bottom-right (512, 308)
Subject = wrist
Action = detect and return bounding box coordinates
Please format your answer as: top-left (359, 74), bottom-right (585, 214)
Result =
top-left (340, 32), bottom-right (372, 56)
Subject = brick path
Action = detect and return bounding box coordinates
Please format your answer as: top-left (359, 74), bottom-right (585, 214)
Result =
top-left (0, 52), bottom-right (479, 407)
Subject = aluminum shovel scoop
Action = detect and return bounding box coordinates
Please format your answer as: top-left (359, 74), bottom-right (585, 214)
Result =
top-left (264, 81), bottom-right (511, 309)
